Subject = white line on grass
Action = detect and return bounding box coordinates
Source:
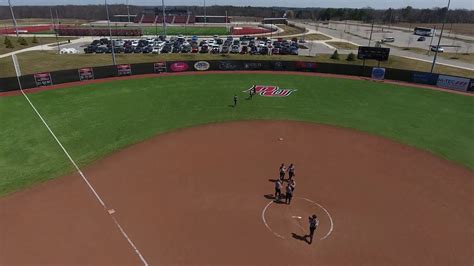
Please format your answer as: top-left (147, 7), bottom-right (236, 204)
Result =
top-left (14, 70), bottom-right (149, 265)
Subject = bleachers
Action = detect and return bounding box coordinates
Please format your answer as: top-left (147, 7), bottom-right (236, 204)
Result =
top-left (141, 15), bottom-right (156, 23)
top-left (134, 13), bottom-right (196, 25)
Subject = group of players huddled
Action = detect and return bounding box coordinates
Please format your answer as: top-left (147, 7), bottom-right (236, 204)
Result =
top-left (273, 163), bottom-right (319, 244)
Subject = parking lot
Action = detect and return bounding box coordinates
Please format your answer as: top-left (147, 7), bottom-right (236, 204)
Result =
top-left (81, 35), bottom-right (300, 56)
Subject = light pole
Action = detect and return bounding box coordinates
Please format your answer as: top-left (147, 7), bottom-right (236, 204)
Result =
top-left (431, 0), bottom-right (451, 73)
top-left (162, 0), bottom-right (166, 36)
top-left (368, 20), bottom-right (374, 46)
top-left (7, 0), bottom-right (19, 37)
top-left (126, 0), bottom-right (131, 23)
top-left (204, 0), bottom-right (207, 24)
top-left (105, 0), bottom-right (116, 65)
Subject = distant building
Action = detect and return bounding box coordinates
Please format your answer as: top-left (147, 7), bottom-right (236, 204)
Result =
top-left (262, 18), bottom-right (288, 25)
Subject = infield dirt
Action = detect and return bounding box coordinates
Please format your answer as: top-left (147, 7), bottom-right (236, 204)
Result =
top-left (0, 121), bottom-right (472, 265)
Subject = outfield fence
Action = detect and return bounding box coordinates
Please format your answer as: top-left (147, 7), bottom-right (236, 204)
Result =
top-left (0, 60), bottom-right (472, 93)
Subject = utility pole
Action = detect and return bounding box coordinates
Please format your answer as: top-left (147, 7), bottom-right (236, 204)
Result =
top-left (427, 25), bottom-right (436, 55)
top-left (162, 0), bottom-right (166, 36)
top-left (8, 0), bottom-right (19, 37)
top-left (368, 20), bottom-right (374, 46)
top-left (50, 8), bottom-right (60, 53)
top-left (126, 0), bottom-right (131, 23)
top-left (431, 0), bottom-right (450, 73)
top-left (105, 0), bottom-right (116, 65)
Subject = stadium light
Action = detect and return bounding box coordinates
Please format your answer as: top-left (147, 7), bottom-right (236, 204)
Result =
top-left (7, 0), bottom-right (19, 37)
top-left (430, 0), bottom-right (451, 73)
top-left (105, 0), bottom-right (117, 65)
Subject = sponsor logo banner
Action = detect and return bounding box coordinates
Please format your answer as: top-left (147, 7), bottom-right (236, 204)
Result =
top-left (194, 61), bottom-right (210, 71)
top-left (154, 62), bottom-right (167, 73)
top-left (78, 67), bottom-right (94, 81)
top-left (295, 61), bottom-right (317, 71)
top-left (244, 62), bottom-right (264, 70)
top-left (436, 75), bottom-right (470, 91)
top-left (218, 61), bottom-right (239, 70)
top-left (371, 67), bottom-right (385, 80)
top-left (170, 62), bottom-right (189, 72)
top-left (117, 64), bottom-right (132, 76)
top-left (33, 72), bottom-right (53, 87)
top-left (243, 85), bottom-right (297, 97)
top-left (412, 72), bottom-right (438, 85)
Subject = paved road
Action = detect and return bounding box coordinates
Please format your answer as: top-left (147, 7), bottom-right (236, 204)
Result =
top-left (292, 21), bottom-right (473, 71)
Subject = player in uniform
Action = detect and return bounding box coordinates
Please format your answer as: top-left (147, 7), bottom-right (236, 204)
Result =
top-left (274, 179), bottom-right (282, 202)
top-left (288, 164), bottom-right (295, 180)
top-left (279, 163), bottom-right (286, 181)
top-left (289, 179), bottom-right (296, 192)
top-left (233, 94), bottom-right (238, 107)
top-left (308, 214), bottom-right (319, 244)
top-left (285, 183), bottom-right (293, 204)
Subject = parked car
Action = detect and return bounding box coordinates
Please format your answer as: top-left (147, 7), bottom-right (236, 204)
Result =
top-left (172, 46), bottom-right (181, 53)
top-left (215, 38), bottom-right (224, 45)
top-left (84, 46), bottom-right (95, 53)
top-left (382, 37), bottom-right (395, 43)
top-left (124, 46), bottom-right (134, 53)
top-left (417, 36), bottom-right (426, 41)
top-left (431, 45), bottom-right (444, 52)
top-left (233, 40), bottom-right (240, 46)
top-left (211, 46), bottom-right (220, 54)
top-left (191, 46), bottom-right (199, 53)
top-left (181, 45), bottom-right (191, 53)
top-left (221, 46), bottom-right (230, 53)
top-left (260, 46), bottom-right (269, 55)
top-left (250, 46), bottom-right (259, 55)
top-left (142, 46), bottom-right (153, 53)
top-left (200, 45), bottom-right (209, 53)
top-left (161, 44), bottom-right (172, 53)
top-left (230, 45), bottom-right (240, 54)
top-left (152, 47), bottom-right (160, 54)
top-left (95, 46), bottom-right (107, 53)
top-left (240, 46), bottom-right (248, 54)
top-left (271, 48), bottom-right (280, 55)
top-left (290, 47), bottom-right (298, 55)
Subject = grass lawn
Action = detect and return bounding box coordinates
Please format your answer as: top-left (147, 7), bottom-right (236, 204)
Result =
top-left (400, 47), bottom-right (474, 64)
top-left (302, 33), bottom-right (332, 41)
top-left (0, 51), bottom-right (472, 78)
top-left (0, 73), bottom-right (472, 196)
top-left (0, 36), bottom-right (76, 55)
top-left (326, 41), bottom-right (359, 50)
top-left (272, 24), bottom-right (307, 37)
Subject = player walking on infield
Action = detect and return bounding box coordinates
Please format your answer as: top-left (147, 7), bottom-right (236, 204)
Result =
top-left (274, 179), bottom-right (283, 202)
top-left (285, 183), bottom-right (293, 204)
top-left (308, 214), bottom-right (319, 244)
top-left (279, 163), bottom-right (286, 181)
top-left (288, 163), bottom-right (295, 180)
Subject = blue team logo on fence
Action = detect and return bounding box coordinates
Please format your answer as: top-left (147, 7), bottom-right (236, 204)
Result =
top-left (243, 85), bottom-right (297, 97)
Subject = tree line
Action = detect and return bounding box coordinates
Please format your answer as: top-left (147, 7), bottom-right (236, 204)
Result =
top-left (0, 5), bottom-right (472, 24)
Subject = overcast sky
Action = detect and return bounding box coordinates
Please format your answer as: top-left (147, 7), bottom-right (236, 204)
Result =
top-left (1, 0), bottom-right (472, 9)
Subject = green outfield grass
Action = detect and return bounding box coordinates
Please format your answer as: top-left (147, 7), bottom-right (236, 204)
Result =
top-left (0, 73), bottom-right (473, 196)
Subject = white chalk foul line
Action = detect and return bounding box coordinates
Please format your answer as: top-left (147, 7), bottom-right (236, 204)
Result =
top-left (261, 197), bottom-right (334, 241)
top-left (262, 201), bottom-right (285, 239)
top-left (299, 197), bottom-right (334, 240)
top-left (13, 63), bottom-right (149, 265)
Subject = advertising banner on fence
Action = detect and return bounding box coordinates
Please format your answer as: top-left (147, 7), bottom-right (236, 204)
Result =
top-left (154, 62), bottom-right (167, 73)
top-left (295, 61), bottom-right (317, 71)
top-left (117, 64), bottom-right (132, 76)
top-left (194, 61), bottom-right (210, 71)
top-left (170, 62), bottom-right (189, 72)
top-left (34, 73), bottom-right (53, 87)
top-left (371, 67), bottom-right (386, 80)
top-left (78, 67), bottom-right (94, 81)
top-left (412, 72), bottom-right (438, 85)
top-left (436, 75), bottom-right (470, 91)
